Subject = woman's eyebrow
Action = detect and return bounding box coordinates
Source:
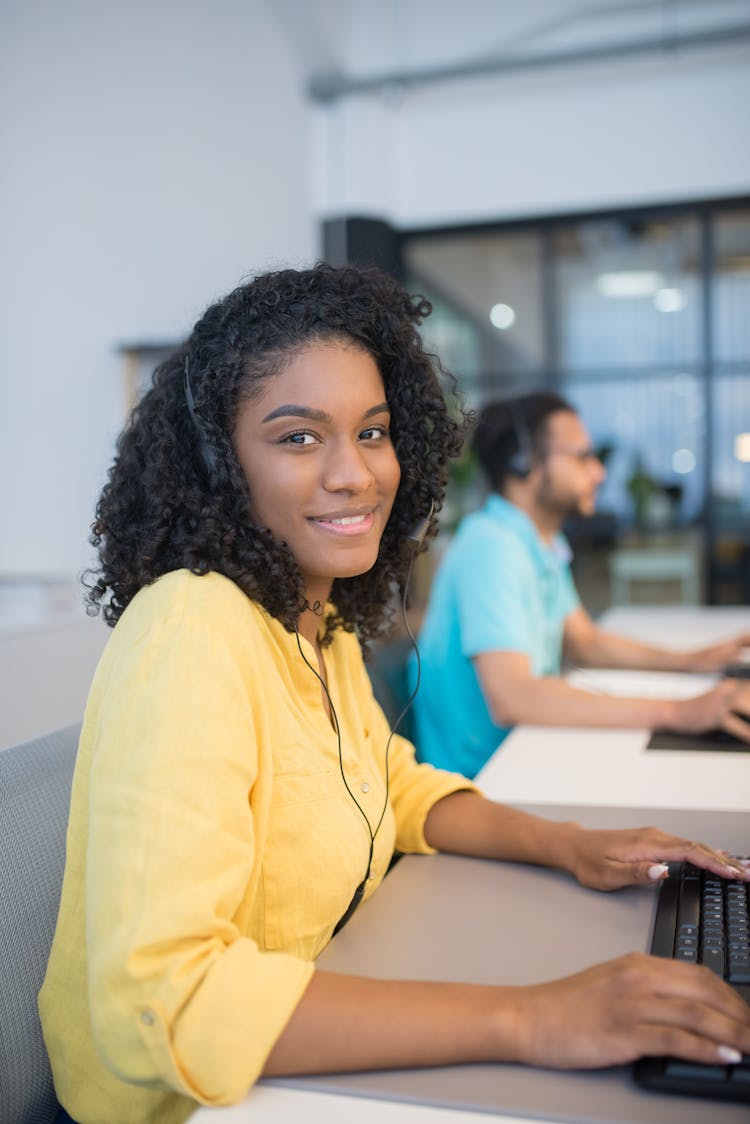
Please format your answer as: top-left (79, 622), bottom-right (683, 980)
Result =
top-left (363, 402), bottom-right (390, 419)
top-left (262, 404), bottom-right (331, 423)
top-left (261, 401), bottom-right (390, 424)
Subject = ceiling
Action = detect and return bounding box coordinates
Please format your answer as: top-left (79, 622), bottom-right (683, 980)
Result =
top-left (270, 0), bottom-right (750, 102)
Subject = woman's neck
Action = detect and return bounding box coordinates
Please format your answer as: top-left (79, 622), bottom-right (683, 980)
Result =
top-left (297, 609), bottom-right (321, 649)
top-left (297, 579), bottom-right (333, 648)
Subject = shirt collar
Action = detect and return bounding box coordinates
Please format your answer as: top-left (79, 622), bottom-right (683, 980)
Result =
top-left (483, 493), bottom-right (572, 571)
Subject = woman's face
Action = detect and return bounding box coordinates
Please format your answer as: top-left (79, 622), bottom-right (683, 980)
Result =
top-left (233, 339), bottom-right (401, 608)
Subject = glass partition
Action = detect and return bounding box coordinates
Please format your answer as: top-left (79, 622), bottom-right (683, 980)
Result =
top-left (401, 199), bottom-right (750, 607)
top-left (403, 228), bottom-right (546, 404)
top-left (709, 209), bottom-right (750, 602)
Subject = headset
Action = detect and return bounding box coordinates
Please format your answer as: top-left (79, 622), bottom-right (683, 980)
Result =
top-left (295, 499), bottom-right (433, 935)
top-left (185, 357), bottom-right (443, 520)
top-left (406, 498), bottom-right (434, 553)
top-left (507, 396), bottom-right (535, 480)
top-left (184, 358), bottom-right (222, 490)
top-left (186, 348), bottom-right (432, 932)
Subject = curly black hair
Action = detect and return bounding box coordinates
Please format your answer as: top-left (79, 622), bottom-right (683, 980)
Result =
top-left (87, 263), bottom-right (465, 649)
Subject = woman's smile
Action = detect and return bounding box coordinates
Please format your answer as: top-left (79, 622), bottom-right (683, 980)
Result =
top-left (309, 509), bottom-right (376, 535)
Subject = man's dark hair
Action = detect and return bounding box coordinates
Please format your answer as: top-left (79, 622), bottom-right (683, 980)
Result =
top-left (86, 263), bottom-right (465, 650)
top-left (472, 391), bottom-right (575, 493)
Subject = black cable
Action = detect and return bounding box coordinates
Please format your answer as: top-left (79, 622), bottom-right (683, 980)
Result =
top-left (294, 545), bottom-right (422, 936)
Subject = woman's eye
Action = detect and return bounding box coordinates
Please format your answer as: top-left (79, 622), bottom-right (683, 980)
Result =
top-left (360, 425), bottom-right (389, 442)
top-left (280, 431), bottom-right (317, 447)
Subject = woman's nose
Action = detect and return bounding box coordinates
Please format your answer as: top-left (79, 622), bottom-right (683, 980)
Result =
top-left (323, 441), bottom-right (375, 492)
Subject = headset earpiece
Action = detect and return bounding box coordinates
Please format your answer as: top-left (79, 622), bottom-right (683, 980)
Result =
top-left (507, 398), bottom-right (533, 479)
top-left (184, 358), bottom-right (221, 490)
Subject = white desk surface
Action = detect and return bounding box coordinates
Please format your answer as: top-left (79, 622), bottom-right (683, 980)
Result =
top-left (192, 606), bottom-right (750, 1123)
top-left (477, 606), bottom-right (750, 812)
top-left (195, 1085), bottom-right (532, 1123)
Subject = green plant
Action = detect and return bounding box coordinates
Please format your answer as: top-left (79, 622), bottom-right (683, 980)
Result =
top-left (626, 456), bottom-right (657, 525)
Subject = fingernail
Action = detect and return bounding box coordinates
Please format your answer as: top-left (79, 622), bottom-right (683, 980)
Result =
top-left (647, 864), bottom-right (669, 881)
top-left (717, 1045), bottom-right (742, 1064)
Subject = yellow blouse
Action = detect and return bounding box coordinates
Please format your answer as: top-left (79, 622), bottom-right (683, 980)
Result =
top-left (39, 570), bottom-right (470, 1124)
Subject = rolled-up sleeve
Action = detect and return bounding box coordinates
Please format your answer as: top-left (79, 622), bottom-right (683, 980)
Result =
top-left (86, 602), bottom-right (313, 1105)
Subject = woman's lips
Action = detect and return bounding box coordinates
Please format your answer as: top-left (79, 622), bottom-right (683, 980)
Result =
top-left (311, 511), bottom-right (375, 536)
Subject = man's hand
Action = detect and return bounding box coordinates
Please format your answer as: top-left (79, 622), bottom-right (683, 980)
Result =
top-left (673, 679), bottom-right (750, 742)
top-left (681, 633), bottom-right (750, 674)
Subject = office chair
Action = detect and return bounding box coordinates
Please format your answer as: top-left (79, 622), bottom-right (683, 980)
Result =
top-left (0, 723), bottom-right (80, 1124)
top-left (366, 634), bottom-right (417, 747)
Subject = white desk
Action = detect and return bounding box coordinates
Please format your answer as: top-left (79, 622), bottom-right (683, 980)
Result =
top-left (597, 605), bottom-right (750, 649)
top-left (477, 606), bottom-right (750, 811)
top-left (195, 805), bottom-right (748, 1124)
top-left (195, 1085), bottom-right (531, 1123)
top-left (192, 606), bottom-right (750, 1123)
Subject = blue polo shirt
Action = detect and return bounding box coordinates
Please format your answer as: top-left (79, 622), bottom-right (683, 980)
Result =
top-left (411, 494), bottom-right (580, 779)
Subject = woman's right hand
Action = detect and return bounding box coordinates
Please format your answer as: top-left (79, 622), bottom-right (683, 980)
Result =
top-left (505, 952), bottom-right (750, 1069)
top-left (674, 679), bottom-right (750, 742)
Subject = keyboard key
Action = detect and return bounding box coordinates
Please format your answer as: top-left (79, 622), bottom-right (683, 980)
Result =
top-left (702, 947), bottom-right (726, 975)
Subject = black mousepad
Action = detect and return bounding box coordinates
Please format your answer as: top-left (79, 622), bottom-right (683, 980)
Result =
top-left (646, 729), bottom-right (750, 752)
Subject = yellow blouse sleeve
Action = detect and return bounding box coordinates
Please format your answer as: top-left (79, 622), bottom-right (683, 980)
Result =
top-left (84, 578), bottom-right (313, 1105)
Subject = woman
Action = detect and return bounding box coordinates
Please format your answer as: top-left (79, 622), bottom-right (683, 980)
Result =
top-left (40, 264), bottom-right (750, 1124)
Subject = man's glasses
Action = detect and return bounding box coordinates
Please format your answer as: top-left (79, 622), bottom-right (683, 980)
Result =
top-left (543, 445), bottom-right (601, 464)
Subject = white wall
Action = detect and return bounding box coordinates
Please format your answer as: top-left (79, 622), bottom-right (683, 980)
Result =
top-left (4, 3), bottom-right (748, 584)
top-left (0, 0), bottom-right (316, 580)
top-left (0, 613), bottom-right (109, 750)
top-left (314, 40), bottom-right (750, 227)
top-left (3, 1), bottom-right (749, 746)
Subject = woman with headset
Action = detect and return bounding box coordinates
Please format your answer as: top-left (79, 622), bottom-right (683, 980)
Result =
top-left (40, 264), bottom-right (750, 1124)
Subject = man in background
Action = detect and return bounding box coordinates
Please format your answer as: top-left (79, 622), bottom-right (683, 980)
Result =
top-left (413, 392), bottom-right (750, 778)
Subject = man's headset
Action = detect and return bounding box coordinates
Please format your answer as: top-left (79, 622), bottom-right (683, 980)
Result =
top-left (507, 397), bottom-right (535, 480)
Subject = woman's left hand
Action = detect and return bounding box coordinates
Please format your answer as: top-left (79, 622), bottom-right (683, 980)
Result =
top-left (557, 824), bottom-right (750, 891)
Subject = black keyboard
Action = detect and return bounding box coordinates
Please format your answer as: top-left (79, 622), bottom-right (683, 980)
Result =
top-left (634, 861), bottom-right (750, 1102)
top-left (646, 728), bottom-right (750, 752)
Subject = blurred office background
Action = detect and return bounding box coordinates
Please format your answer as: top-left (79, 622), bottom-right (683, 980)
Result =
top-left (2, 0), bottom-right (750, 745)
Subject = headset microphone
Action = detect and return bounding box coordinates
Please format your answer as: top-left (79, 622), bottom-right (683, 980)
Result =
top-left (406, 499), bottom-right (435, 552)
top-left (296, 497), bottom-right (432, 936)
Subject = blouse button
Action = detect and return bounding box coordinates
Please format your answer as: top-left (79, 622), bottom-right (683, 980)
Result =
top-left (140, 1008), bottom-right (155, 1027)
top-left (361, 781), bottom-right (370, 793)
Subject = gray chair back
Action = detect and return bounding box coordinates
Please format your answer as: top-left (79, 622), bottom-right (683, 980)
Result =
top-left (366, 634), bottom-right (417, 747)
top-left (0, 724), bottom-right (80, 1124)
